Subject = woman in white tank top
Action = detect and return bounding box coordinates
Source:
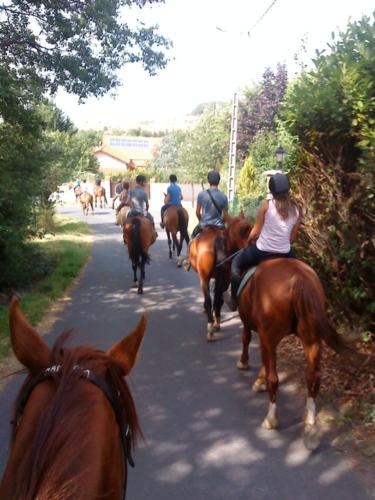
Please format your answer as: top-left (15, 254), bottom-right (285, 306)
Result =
top-left (224, 173), bottom-right (301, 311)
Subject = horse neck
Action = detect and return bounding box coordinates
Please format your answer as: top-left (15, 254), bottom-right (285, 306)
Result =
top-left (226, 218), bottom-right (251, 253)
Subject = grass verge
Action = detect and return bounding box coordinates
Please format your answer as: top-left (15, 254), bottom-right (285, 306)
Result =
top-left (0, 215), bottom-right (92, 359)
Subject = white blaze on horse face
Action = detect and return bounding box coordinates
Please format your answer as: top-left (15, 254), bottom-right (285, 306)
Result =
top-left (305, 397), bottom-right (316, 426)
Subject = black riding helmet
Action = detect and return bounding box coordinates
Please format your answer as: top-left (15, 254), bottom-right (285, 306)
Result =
top-left (207, 170), bottom-right (220, 185)
top-left (269, 173), bottom-right (290, 196)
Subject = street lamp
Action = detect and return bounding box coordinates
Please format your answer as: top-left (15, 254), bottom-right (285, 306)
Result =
top-left (275, 146), bottom-right (285, 168)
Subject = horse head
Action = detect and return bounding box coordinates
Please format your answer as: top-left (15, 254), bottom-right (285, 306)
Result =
top-left (1, 297), bottom-right (146, 499)
top-left (225, 216), bottom-right (252, 255)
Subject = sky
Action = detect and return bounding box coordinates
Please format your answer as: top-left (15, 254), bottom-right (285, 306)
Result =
top-left (54, 0), bottom-right (374, 131)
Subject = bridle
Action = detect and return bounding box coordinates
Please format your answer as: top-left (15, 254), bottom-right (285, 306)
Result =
top-left (14, 363), bottom-right (134, 500)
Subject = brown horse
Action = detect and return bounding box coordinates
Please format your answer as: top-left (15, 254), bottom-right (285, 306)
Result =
top-left (74, 185), bottom-right (82, 203)
top-left (163, 205), bottom-right (190, 265)
top-left (94, 185), bottom-right (108, 208)
top-left (0, 297), bottom-right (146, 500)
top-left (226, 217), bottom-right (347, 438)
top-left (117, 205), bottom-right (131, 227)
top-left (123, 215), bottom-right (156, 294)
top-left (80, 192), bottom-right (94, 216)
top-left (184, 226), bottom-right (230, 341)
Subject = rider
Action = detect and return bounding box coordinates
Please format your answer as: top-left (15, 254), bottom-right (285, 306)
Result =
top-left (115, 182), bottom-right (130, 217)
top-left (160, 174), bottom-right (183, 229)
top-left (95, 175), bottom-right (101, 187)
top-left (82, 179), bottom-right (88, 192)
top-left (127, 175), bottom-right (157, 237)
top-left (192, 170), bottom-right (229, 238)
top-left (74, 178), bottom-right (81, 189)
top-left (224, 172), bottom-right (301, 311)
top-left (112, 179), bottom-right (124, 209)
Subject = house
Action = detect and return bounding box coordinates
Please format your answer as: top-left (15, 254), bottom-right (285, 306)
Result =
top-left (94, 134), bottom-right (162, 173)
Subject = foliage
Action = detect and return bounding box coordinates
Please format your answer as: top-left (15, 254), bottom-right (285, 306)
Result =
top-left (0, 216), bottom-right (91, 358)
top-left (176, 105), bottom-right (231, 182)
top-left (237, 64), bottom-right (288, 161)
top-left (281, 15), bottom-right (375, 331)
top-left (149, 130), bottom-right (187, 175)
top-left (0, 0), bottom-right (171, 100)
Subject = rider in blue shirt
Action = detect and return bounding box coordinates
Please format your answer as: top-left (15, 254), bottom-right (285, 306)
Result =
top-left (160, 174), bottom-right (183, 228)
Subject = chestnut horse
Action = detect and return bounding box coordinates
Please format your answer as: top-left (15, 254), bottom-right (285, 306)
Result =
top-left (80, 192), bottom-right (94, 216)
top-left (123, 215), bottom-right (156, 294)
top-left (184, 226), bottom-right (230, 341)
top-left (226, 217), bottom-right (347, 438)
top-left (94, 186), bottom-right (108, 208)
top-left (163, 205), bottom-right (190, 265)
top-left (0, 298), bottom-right (146, 500)
top-left (74, 185), bottom-right (82, 203)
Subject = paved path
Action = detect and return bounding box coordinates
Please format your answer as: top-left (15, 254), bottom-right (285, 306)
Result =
top-left (0, 206), bottom-right (371, 500)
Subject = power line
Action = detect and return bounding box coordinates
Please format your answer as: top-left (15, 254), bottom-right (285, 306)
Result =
top-left (247, 0), bottom-right (279, 37)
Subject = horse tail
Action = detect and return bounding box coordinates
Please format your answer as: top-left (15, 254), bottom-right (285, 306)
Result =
top-left (130, 218), bottom-right (149, 265)
top-left (177, 207), bottom-right (190, 244)
top-left (293, 272), bottom-right (349, 354)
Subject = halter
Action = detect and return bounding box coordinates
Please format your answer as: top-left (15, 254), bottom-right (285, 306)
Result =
top-left (14, 364), bottom-right (134, 499)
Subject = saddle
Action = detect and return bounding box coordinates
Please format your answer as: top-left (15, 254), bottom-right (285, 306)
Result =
top-left (237, 267), bottom-right (257, 298)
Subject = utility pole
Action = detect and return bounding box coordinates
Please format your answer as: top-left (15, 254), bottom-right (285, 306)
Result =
top-left (227, 92), bottom-right (238, 205)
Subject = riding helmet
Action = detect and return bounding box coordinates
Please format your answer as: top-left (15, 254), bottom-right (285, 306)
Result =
top-left (269, 173), bottom-right (290, 196)
top-left (207, 170), bottom-right (220, 185)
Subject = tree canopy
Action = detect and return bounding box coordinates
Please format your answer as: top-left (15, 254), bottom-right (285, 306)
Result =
top-left (0, 0), bottom-right (171, 100)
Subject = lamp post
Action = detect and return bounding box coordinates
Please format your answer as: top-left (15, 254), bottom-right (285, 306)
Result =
top-left (275, 146), bottom-right (285, 169)
top-left (264, 146), bottom-right (285, 199)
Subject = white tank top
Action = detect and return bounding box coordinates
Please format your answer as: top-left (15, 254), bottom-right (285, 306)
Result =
top-left (256, 199), bottom-right (299, 253)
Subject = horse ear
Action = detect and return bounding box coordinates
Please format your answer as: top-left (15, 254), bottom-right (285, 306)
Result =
top-left (107, 313), bottom-right (147, 376)
top-left (9, 297), bottom-right (50, 373)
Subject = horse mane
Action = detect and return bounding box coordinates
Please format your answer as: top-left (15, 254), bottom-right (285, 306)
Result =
top-left (11, 332), bottom-right (141, 499)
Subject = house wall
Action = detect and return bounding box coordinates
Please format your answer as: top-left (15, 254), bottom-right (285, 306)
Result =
top-left (95, 152), bottom-right (127, 172)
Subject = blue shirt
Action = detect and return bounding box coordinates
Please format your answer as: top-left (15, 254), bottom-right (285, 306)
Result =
top-left (197, 188), bottom-right (228, 227)
top-left (167, 183), bottom-right (182, 205)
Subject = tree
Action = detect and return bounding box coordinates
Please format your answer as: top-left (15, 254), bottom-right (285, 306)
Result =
top-left (150, 130), bottom-right (187, 175)
top-left (0, 0), bottom-right (171, 100)
top-left (237, 64), bottom-right (288, 161)
top-left (177, 105), bottom-right (230, 182)
top-left (281, 15), bottom-right (375, 331)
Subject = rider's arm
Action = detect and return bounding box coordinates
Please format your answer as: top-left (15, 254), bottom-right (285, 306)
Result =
top-left (179, 187), bottom-right (183, 200)
top-left (196, 203), bottom-right (202, 221)
top-left (247, 200), bottom-right (268, 244)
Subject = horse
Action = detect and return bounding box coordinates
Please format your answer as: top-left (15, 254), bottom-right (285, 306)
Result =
top-left (226, 216), bottom-right (348, 439)
top-left (123, 215), bottom-right (156, 294)
top-left (184, 226), bottom-right (230, 341)
top-left (74, 185), bottom-right (82, 203)
top-left (94, 185), bottom-right (108, 209)
top-left (80, 192), bottom-right (94, 216)
top-left (0, 297), bottom-right (146, 500)
top-left (162, 205), bottom-right (190, 265)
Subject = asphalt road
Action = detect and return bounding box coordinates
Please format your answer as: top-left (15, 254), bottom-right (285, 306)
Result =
top-left (0, 205), bottom-right (371, 500)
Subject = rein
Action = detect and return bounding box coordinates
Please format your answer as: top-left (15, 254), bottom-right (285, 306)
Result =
top-left (15, 363), bottom-right (134, 499)
top-left (216, 249), bottom-right (243, 267)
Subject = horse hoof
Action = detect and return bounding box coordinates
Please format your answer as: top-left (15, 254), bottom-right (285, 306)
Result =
top-left (182, 259), bottom-right (190, 272)
top-left (207, 332), bottom-right (215, 342)
top-left (137, 289), bottom-right (143, 295)
top-left (252, 379), bottom-right (267, 392)
top-left (303, 424), bottom-right (320, 451)
top-left (236, 360), bottom-right (250, 371)
top-left (213, 322), bottom-right (220, 332)
top-left (261, 416), bottom-right (278, 430)
top-left (132, 282), bottom-right (138, 289)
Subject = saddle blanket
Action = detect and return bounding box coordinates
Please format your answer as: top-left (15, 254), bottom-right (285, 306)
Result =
top-left (237, 266), bottom-right (257, 298)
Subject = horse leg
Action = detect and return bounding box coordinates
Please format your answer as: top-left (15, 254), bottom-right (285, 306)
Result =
top-left (94, 196), bottom-right (97, 208)
top-left (138, 257), bottom-right (146, 295)
top-left (252, 365), bottom-right (267, 392)
top-left (237, 326), bottom-right (252, 371)
top-left (303, 341), bottom-right (321, 428)
top-left (260, 338), bottom-right (279, 429)
top-left (201, 277), bottom-right (214, 341)
top-left (132, 262), bottom-right (138, 287)
top-left (166, 229), bottom-right (172, 259)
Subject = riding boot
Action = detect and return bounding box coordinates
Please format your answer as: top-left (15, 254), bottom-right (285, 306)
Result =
top-left (224, 275), bottom-right (241, 311)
